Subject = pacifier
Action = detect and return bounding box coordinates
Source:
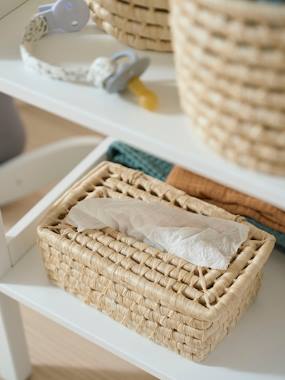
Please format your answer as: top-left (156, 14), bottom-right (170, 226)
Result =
top-left (105, 51), bottom-right (158, 111)
top-left (35, 1), bottom-right (158, 111)
top-left (38, 0), bottom-right (90, 33)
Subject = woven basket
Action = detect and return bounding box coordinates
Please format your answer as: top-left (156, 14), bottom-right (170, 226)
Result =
top-left (37, 162), bottom-right (275, 361)
top-left (170, 0), bottom-right (285, 175)
top-left (88, 0), bottom-right (172, 51)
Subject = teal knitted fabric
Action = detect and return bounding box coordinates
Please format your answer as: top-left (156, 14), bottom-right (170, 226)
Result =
top-left (107, 142), bottom-right (173, 181)
top-left (247, 218), bottom-right (285, 252)
top-left (107, 142), bottom-right (284, 252)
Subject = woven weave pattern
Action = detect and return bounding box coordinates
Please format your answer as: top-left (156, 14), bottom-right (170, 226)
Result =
top-left (88, 0), bottom-right (172, 51)
top-left (37, 162), bottom-right (275, 361)
top-left (170, 0), bottom-right (285, 175)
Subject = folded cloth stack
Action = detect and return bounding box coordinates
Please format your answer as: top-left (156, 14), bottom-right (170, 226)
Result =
top-left (107, 142), bottom-right (285, 251)
top-left (167, 166), bottom-right (285, 251)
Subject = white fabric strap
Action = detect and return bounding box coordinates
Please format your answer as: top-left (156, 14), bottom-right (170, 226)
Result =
top-left (20, 15), bottom-right (116, 87)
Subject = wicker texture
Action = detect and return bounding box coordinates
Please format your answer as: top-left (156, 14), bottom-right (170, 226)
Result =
top-left (88, 0), bottom-right (172, 51)
top-left (37, 162), bottom-right (275, 361)
top-left (170, 0), bottom-right (285, 175)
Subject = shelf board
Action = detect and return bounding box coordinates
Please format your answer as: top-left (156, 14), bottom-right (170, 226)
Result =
top-left (0, 246), bottom-right (285, 380)
top-left (0, 0), bottom-right (285, 210)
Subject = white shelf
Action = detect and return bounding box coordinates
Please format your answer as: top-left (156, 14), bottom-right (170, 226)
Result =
top-left (0, 0), bottom-right (285, 210)
top-left (1, 138), bottom-right (284, 380)
top-left (0, 245), bottom-right (284, 380)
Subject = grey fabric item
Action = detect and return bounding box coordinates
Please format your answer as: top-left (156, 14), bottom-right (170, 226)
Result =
top-left (0, 93), bottom-right (26, 163)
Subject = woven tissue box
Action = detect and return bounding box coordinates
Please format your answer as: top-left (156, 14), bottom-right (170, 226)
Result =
top-left (37, 162), bottom-right (275, 361)
top-left (88, 0), bottom-right (172, 52)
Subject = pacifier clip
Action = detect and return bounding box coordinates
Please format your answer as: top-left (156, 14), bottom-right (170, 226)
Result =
top-left (20, 0), bottom-right (158, 111)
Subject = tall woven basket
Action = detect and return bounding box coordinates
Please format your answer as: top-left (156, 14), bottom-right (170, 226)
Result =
top-left (37, 162), bottom-right (275, 361)
top-left (170, 0), bottom-right (285, 175)
top-left (88, 0), bottom-right (172, 52)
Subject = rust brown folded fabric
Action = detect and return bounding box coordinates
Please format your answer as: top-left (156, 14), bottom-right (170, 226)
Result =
top-left (166, 166), bottom-right (285, 234)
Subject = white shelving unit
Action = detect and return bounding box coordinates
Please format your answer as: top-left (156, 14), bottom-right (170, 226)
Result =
top-left (0, 2), bottom-right (285, 380)
top-left (1, 138), bottom-right (285, 380)
top-left (0, 0), bottom-right (284, 209)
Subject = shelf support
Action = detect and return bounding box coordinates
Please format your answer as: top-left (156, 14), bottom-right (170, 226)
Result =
top-left (0, 213), bottom-right (31, 380)
top-left (0, 294), bottom-right (32, 380)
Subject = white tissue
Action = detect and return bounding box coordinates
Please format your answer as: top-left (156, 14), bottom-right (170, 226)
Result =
top-left (65, 198), bottom-right (249, 270)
